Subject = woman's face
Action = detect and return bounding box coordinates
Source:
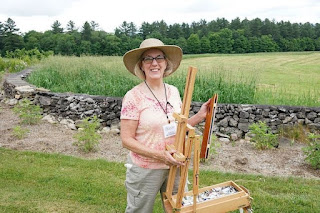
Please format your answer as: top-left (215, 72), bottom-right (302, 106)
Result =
top-left (141, 48), bottom-right (167, 81)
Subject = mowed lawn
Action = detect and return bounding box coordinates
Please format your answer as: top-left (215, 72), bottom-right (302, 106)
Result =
top-left (181, 52), bottom-right (320, 96)
top-left (1, 148), bottom-right (320, 213)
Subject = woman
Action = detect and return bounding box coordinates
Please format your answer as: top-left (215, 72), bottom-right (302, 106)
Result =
top-left (121, 38), bottom-right (210, 213)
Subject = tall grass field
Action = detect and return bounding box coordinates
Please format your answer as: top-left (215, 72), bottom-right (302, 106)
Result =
top-left (27, 52), bottom-right (320, 106)
top-left (1, 148), bottom-right (319, 213)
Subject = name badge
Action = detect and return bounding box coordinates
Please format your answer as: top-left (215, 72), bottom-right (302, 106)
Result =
top-left (163, 122), bottom-right (177, 138)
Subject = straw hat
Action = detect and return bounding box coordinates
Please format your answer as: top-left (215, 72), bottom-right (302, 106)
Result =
top-left (123, 38), bottom-right (183, 78)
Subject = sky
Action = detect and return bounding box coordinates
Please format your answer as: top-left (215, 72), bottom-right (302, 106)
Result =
top-left (0, 0), bottom-right (319, 34)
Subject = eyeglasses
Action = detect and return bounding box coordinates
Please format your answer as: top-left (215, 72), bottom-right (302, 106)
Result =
top-left (142, 55), bottom-right (166, 64)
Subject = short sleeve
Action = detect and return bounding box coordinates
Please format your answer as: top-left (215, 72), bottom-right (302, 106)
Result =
top-left (172, 86), bottom-right (182, 107)
top-left (120, 90), bottom-right (139, 120)
top-left (163, 84), bottom-right (182, 115)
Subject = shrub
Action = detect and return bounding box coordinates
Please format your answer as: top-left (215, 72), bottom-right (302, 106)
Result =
top-left (6, 59), bottom-right (28, 73)
top-left (0, 57), bottom-right (6, 71)
top-left (303, 133), bottom-right (320, 169)
top-left (279, 123), bottom-right (310, 144)
top-left (13, 99), bottom-right (43, 124)
top-left (249, 121), bottom-right (279, 150)
top-left (12, 125), bottom-right (29, 139)
top-left (73, 116), bottom-right (101, 153)
top-left (2, 48), bottom-right (54, 74)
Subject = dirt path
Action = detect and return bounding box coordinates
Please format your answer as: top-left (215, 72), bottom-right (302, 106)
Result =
top-left (0, 102), bottom-right (319, 179)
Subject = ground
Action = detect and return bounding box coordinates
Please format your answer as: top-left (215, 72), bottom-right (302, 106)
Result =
top-left (0, 102), bottom-right (319, 180)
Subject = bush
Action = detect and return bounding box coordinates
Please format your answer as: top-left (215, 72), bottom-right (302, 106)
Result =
top-left (13, 99), bottom-right (43, 124)
top-left (0, 57), bottom-right (6, 71)
top-left (2, 48), bottom-right (54, 73)
top-left (249, 121), bottom-right (279, 150)
top-left (279, 123), bottom-right (310, 144)
top-left (12, 125), bottom-right (29, 139)
top-left (303, 133), bottom-right (320, 169)
top-left (73, 116), bottom-right (101, 153)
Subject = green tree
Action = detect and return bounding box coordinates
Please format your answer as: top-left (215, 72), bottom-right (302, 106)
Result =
top-left (216, 28), bottom-right (234, 53)
top-left (40, 31), bottom-right (57, 52)
top-left (147, 31), bottom-right (163, 41)
top-left (116, 34), bottom-right (141, 55)
top-left (152, 20), bottom-right (167, 38)
top-left (0, 21), bottom-right (5, 53)
top-left (207, 20), bottom-right (220, 33)
top-left (300, 22), bottom-right (315, 38)
top-left (260, 35), bottom-right (278, 52)
top-left (315, 23), bottom-right (320, 38)
top-left (80, 40), bottom-right (92, 55)
top-left (230, 17), bottom-right (242, 30)
top-left (24, 30), bottom-right (42, 50)
top-left (278, 21), bottom-right (292, 39)
top-left (102, 34), bottom-right (121, 55)
top-left (181, 23), bottom-right (191, 39)
top-left (3, 18), bottom-right (19, 34)
top-left (241, 18), bottom-right (252, 37)
top-left (249, 37), bottom-right (261, 52)
top-left (56, 33), bottom-right (77, 55)
top-left (66, 20), bottom-right (77, 32)
top-left (51, 20), bottom-right (63, 34)
top-left (176, 37), bottom-right (188, 53)
top-left (167, 23), bottom-right (183, 40)
top-left (302, 37), bottom-right (315, 51)
top-left (278, 38), bottom-right (291, 51)
top-left (3, 34), bottom-right (24, 53)
top-left (198, 19), bottom-right (209, 37)
top-left (81, 21), bottom-right (93, 41)
top-left (200, 36), bottom-right (210, 53)
top-left (208, 32), bottom-right (219, 53)
top-left (233, 29), bottom-right (250, 53)
top-left (291, 23), bottom-right (301, 38)
top-left (315, 37), bottom-right (320, 51)
top-left (139, 22), bottom-right (153, 39)
top-left (216, 18), bottom-right (230, 30)
top-left (116, 21), bottom-right (137, 37)
top-left (90, 21), bottom-right (99, 31)
top-left (187, 33), bottom-right (201, 54)
top-left (90, 31), bottom-right (104, 54)
top-left (249, 18), bottom-right (262, 37)
top-left (2, 18), bottom-right (23, 53)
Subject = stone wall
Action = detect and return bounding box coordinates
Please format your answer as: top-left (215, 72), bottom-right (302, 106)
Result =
top-left (2, 68), bottom-right (320, 139)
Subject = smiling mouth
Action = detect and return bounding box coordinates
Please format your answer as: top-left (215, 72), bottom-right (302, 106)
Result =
top-left (150, 69), bottom-right (160, 72)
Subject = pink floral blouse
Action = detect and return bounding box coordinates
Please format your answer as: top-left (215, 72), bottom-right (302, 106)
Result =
top-left (121, 82), bottom-right (182, 169)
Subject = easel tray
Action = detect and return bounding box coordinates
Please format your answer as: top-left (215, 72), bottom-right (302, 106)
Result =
top-left (165, 181), bottom-right (251, 213)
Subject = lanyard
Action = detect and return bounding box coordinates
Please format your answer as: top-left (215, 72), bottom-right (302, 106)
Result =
top-left (144, 81), bottom-right (171, 123)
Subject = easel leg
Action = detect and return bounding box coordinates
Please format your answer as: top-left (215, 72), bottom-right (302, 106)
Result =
top-left (175, 135), bottom-right (194, 209)
top-left (193, 136), bottom-right (201, 212)
top-left (166, 165), bottom-right (178, 198)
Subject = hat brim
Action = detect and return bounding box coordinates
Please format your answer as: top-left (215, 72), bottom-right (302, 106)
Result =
top-left (123, 45), bottom-right (182, 77)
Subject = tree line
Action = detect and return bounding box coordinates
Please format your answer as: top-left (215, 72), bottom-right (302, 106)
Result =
top-left (0, 17), bottom-right (320, 56)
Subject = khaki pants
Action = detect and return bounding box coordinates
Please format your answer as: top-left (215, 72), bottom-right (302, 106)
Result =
top-left (124, 156), bottom-right (182, 213)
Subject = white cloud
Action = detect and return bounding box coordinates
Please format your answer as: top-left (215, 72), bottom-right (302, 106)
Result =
top-left (0, 0), bottom-right (319, 33)
top-left (0, 0), bottom-right (78, 16)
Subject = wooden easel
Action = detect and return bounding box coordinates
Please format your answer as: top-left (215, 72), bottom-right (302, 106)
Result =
top-left (162, 66), bottom-right (252, 213)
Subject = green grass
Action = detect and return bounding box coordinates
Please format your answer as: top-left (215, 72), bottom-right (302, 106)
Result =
top-left (1, 148), bottom-right (319, 213)
top-left (26, 52), bottom-right (320, 106)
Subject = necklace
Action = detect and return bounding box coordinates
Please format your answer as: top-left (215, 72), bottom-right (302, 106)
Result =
top-left (144, 81), bottom-right (171, 123)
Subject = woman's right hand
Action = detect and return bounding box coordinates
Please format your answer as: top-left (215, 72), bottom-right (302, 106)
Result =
top-left (161, 150), bottom-right (185, 166)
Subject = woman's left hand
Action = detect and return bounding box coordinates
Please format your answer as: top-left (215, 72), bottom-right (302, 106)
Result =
top-left (197, 98), bottom-right (211, 120)
top-left (188, 98), bottom-right (211, 127)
